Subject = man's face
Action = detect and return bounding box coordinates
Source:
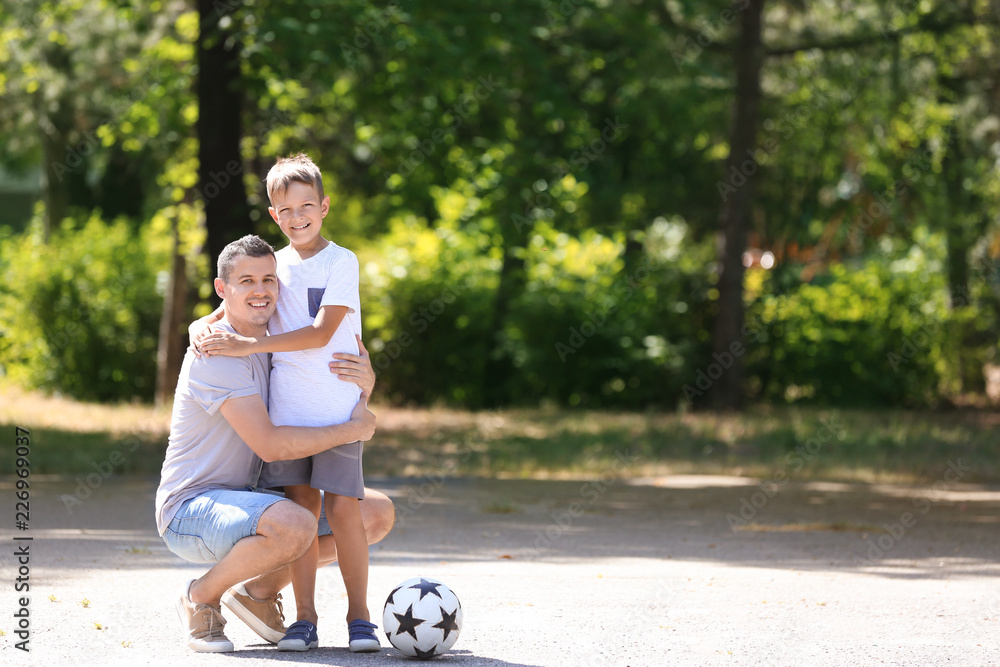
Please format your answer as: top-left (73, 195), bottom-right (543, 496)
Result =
top-left (214, 254), bottom-right (278, 332)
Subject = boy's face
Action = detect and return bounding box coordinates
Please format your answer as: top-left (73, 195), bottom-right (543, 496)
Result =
top-left (268, 180), bottom-right (330, 249)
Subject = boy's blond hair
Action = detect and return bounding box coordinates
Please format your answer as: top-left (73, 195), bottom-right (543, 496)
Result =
top-left (265, 153), bottom-right (325, 204)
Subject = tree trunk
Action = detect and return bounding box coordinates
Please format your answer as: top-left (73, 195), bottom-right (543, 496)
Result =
top-left (707, 0), bottom-right (766, 411)
top-left (942, 131), bottom-right (970, 309)
top-left (198, 0), bottom-right (250, 275)
top-left (40, 124), bottom-right (68, 241)
top-left (155, 220), bottom-right (188, 407)
top-left (481, 213), bottom-right (529, 408)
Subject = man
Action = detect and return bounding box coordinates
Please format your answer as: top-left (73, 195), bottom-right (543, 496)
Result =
top-left (154, 235), bottom-right (394, 652)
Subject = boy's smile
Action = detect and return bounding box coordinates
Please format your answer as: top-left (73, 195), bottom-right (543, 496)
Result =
top-left (269, 180), bottom-right (331, 257)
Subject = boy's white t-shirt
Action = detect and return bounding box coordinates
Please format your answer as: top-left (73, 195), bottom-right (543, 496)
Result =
top-left (268, 242), bottom-right (362, 428)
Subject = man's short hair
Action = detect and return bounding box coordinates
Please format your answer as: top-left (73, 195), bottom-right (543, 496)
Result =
top-left (266, 153), bottom-right (325, 205)
top-left (217, 235), bottom-right (276, 283)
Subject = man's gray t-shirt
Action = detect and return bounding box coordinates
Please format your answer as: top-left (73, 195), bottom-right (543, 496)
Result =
top-left (154, 320), bottom-right (270, 535)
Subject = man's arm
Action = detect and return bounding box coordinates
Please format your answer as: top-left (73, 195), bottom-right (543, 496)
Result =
top-left (219, 391), bottom-right (375, 462)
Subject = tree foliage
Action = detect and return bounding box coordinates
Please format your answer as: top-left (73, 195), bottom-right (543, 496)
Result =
top-left (2, 0), bottom-right (1000, 408)
top-left (0, 212), bottom-right (173, 400)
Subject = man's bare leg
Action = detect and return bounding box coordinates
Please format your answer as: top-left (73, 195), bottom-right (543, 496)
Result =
top-left (189, 499), bottom-right (315, 607)
top-left (243, 488), bottom-right (394, 600)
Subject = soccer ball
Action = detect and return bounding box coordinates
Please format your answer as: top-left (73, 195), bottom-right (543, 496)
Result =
top-left (383, 576), bottom-right (463, 659)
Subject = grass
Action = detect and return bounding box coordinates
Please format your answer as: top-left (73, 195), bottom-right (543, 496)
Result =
top-left (0, 383), bottom-right (170, 475)
top-left (3, 382), bottom-right (1000, 483)
top-left (733, 521), bottom-right (878, 533)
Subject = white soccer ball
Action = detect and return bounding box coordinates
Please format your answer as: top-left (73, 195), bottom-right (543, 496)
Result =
top-left (382, 576), bottom-right (463, 659)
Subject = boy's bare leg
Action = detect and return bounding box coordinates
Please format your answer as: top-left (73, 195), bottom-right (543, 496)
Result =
top-left (283, 485), bottom-right (322, 625)
top-left (244, 488), bottom-right (394, 600)
top-left (188, 499), bottom-right (314, 607)
top-left (326, 493), bottom-right (371, 623)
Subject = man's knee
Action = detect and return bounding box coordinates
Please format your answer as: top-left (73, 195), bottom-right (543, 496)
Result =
top-left (361, 489), bottom-right (395, 545)
top-left (258, 499), bottom-right (317, 555)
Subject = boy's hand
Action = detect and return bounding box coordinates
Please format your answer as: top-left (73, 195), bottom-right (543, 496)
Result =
top-left (351, 391), bottom-right (376, 442)
top-left (330, 335), bottom-right (376, 395)
top-left (188, 318), bottom-right (218, 358)
top-left (199, 331), bottom-right (258, 357)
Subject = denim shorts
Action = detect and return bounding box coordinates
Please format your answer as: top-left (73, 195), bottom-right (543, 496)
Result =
top-left (162, 487), bottom-right (335, 564)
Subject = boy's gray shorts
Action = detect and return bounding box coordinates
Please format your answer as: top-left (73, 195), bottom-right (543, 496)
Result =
top-left (258, 441), bottom-right (365, 500)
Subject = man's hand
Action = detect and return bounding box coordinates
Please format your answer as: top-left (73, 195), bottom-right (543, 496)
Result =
top-left (351, 391), bottom-right (376, 442)
top-left (199, 331), bottom-right (258, 357)
top-left (330, 335), bottom-right (376, 395)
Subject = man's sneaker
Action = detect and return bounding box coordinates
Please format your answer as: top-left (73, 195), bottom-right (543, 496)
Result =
top-left (277, 620), bottom-right (319, 652)
top-left (221, 583), bottom-right (286, 644)
top-left (348, 619), bottom-right (381, 652)
top-left (175, 579), bottom-right (234, 653)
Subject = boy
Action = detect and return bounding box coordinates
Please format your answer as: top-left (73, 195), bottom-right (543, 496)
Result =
top-left (192, 154), bottom-right (379, 652)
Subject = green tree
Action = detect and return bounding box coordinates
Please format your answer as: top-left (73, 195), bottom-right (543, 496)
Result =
top-left (0, 0), bottom-right (181, 233)
top-left (235, 0), bottom-right (729, 405)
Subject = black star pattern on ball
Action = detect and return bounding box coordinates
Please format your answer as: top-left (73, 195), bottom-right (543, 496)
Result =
top-left (385, 585), bottom-right (403, 607)
top-left (393, 603), bottom-right (427, 640)
top-left (408, 578), bottom-right (444, 601)
top-left (413, 644), bottom-right (439, 660)
top-left (432, 607), bottom-right (459, 642)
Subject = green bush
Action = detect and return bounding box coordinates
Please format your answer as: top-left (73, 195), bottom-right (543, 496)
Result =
top-left (360, 217), bottom-right (499, 406)
top-left (742, 233), bottom-right (995, 407)
top-left (7, 208), bottom-right (991, 411)
top-left (506, 219), bottom-right (715, 408)
top-left (360, 217), bottom-right (714, 408)
top-left (0, 213), bottom-right (168, 401)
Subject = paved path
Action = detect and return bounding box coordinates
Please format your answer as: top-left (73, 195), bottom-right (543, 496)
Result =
top-left (2, 474), bottom-right (1000, 666)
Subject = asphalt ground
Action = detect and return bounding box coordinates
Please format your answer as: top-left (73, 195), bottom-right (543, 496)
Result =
top-left (2, 473), bottom-right (1000, 666)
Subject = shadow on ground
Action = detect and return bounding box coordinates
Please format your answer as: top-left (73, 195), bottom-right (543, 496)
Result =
top-left (6, 473), bottom-right (1000, 580)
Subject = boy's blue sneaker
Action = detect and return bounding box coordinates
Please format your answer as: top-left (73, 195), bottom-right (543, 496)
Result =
top-left (348, 619), bottom-right (381, 652)
top-left (277, 620), bottom-right (319, 652)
